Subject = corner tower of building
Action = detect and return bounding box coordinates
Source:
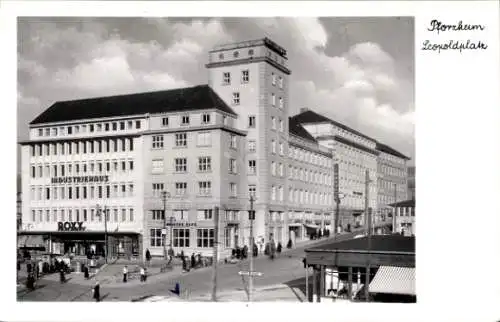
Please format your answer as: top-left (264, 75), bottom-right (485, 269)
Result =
top-left (206, 38), bottom-right (291, 245)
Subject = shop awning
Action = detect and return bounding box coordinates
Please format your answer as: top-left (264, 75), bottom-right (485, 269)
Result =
top-left (17, 235), bottom-right (45, 248)
top-left (369, 266), bottom-right (416, 295)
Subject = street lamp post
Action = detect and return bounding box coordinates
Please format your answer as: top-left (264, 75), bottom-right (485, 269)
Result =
top-left (96, 205), bottom-right (109, 264)
top-left (161, 191), bottom-right (170, 260)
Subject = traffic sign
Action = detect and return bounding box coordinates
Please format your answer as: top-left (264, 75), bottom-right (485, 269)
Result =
top-left (238, 270), bottom-right (263, 277)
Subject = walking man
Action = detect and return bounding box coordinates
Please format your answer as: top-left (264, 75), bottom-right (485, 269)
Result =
top-left (140, 266), bottom-right (145, 282)
top-left (145, 249), bottom-right (151, 267)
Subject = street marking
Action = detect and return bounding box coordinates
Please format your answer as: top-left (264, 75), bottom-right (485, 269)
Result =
top-left (238, 271), bottom-right (263, 277)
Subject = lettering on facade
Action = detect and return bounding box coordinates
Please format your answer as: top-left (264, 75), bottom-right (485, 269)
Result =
top-left (166, 222), bottom-right (197, 227)
top-left (51, 176), bottom-right (109, 184)
top-left (334, 163), bottom-right (339, 200)
top-left (57, 221), bottom-right (86, 232)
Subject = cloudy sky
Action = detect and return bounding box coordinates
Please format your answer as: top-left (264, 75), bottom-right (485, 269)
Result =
top-left (18, 17), bottom-right (414, 163)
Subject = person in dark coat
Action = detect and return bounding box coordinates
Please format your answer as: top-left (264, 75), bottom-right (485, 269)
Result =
top-left (145, 249), bottom-right (151, 267)
top-left (236, 247), bottom-right (241, 259)
top-left (26, 273), bottom-right (35, 290)
top-left (302, 257), bottom-right (307, 269)
top-left (93, 281), bottom-right (101, 302)
top-left (190, 253), bottom-right (196, 269)
top-left (181, 256), bottom-right (187, 272)
top-left (59, 268), bottom-right (66, 283)
top-left (277, 242), bottom-right (282, 255)
top-left (167, 247), bottom-right (174, 265)
top-left (84, 265), bottom-right (90, 279)
top-left (253, 243), bottom-right (258, 257)
top-left (242, 245), bottom-right (248, 259)
top-left (287, 239), bottom-right (292, 249)
top-left (26, 261), bottom-right (32, 275)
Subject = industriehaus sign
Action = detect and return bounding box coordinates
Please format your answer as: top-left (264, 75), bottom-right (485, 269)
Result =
top-left (51, 175), bottom-right (109, 184)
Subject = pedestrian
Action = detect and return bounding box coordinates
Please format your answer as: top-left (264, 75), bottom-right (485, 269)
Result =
top-left (277, 242), bottom-right (282, 255)
top-left (92, 281), bottom-right (101, 302)
top-left (167, 247), bottom-right (174, 265)
top-left (140, 267), bottom-right (145, 282)
top-left (145, 249), bottom-right (151, 267)
top-left (84, 265), bottom-right (90, 279)
top-left (181, 256), bottom-right (187, 272)
top-left (144, 267), bottom-right (148, 282)
top-left (302, 257), bottom-right (307, 269)
top-left (35, 262), bottom-right (40, 280)
top-left (123, 265), bottom-right (128, 283)
top-left (26, 273), bottom-right (35, 291)
top-left (59, 268), bottom-right (66, 283)
top-left (236, 247), bottom-right (241, 259)
top-left (190, 253), bottom-right (196, 269)
top-left (243, 245), bottom-right (248, 259)
top-left (26, 261), bottom-right (32, 275)
top-left (253, 243), bottom-right (258, 257)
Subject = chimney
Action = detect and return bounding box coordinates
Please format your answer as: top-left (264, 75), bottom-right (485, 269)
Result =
top-left (300, 107), bottom-right (309, 114)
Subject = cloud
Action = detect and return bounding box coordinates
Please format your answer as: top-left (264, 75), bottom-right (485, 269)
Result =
top-left (17, 17), bottom-right (414, 160)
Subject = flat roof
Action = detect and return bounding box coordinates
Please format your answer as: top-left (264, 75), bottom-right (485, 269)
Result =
top-left (306, 235), bottom-right (415, 254)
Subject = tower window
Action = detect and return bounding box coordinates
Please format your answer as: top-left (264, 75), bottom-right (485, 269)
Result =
top-left (233, 51), bottom-right (239, 58)
top-left (232, 92), bottom-right (240, 105)
top-left (248, 49), bottom-right (254, 55)
top-left (219, 53), bottom-right (224, 60)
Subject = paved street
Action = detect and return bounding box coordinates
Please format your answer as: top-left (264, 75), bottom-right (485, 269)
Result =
top-left (18, 231), bottom-right (362, 302)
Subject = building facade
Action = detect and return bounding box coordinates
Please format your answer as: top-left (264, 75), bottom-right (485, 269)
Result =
top-left (375, 143), bottom-right (410, 221)
top-left (293, 109), bottom-right (378, 230)
top-left (407, 166), bottom-right (415, 200)
top-left (19, 37), bottom-right (411, 260)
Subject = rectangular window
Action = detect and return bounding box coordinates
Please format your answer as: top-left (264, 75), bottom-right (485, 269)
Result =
top-left (271, 162), bottom-right (276, 176)
top-left (38, 128), bottom-right (43, 137)
top-left (271, 140), bottom-right (276, 154)
top-left (173, 209), bottom-right (187, 221)
top-left (181, 115), bottom-right (190, 125)
top-left (241, 70), bottom-right (250, 83)
top-left (152, 159), bottom-right (164, 174)
top-left (279, 97), bottom-right (283, 109)
top-left (223, 72), bottom-right (231, 85)
top-left (152, 135), bottom-right (164, 149)
top-left (229, 158), bottom-right (237, 174)
top-left (175, 158), bottom-right (187, 172)
top-left (152, 183), bottom-right (164, 197)
top-left (46, 188), bottom-right (50, 200)
top-left (150, 228), bottom-right (164, 247)
top-left (229, 182), bottom-right (237, 197)
top-left (202, 114), bottom-right (211, 124)
top-left (129, 138), bottom-right (134, 151)
top-left (248, 140), bottom-right (256, 152)
top-left (197, 209), bottom-right (213, 220)
top-left (175, 182), bottom-right (187, 196)
top-left (271, 186), bottom-right (276, 201)
top-left (121, 209), bottom-right (126, 222)
top-left (67, 126), bottom-right (73, 134)
top-left (271, 93), bottom-right (276, 106)
top-left (272, 73), bottom-right (276, 86)
top-left (197, 132), bottom-right (211, 146)
top-left (152, 210), bottom-right (165, 221)
top-left (129, 208), bottom-right (134, 222)
top-left (135, 120), bottom-right (141, 129)
top-left (162, 117), bottom-right (169, 127)
top-left (197, 228), bottom-right (214, 248)
top-left (83, 186), bottom-right (87, 199)
top-left (175, 133), bottom-right (187, 147)
top-left (129, 184), bottom-right (134, 197)
top-left (248, 116), bottom-right (256, 128)
top-left (230, 134), bottom-right (237, 149)
top-left (279, 142), bottom-right (284, 155)
top-left (279, 76), bottom-right (283, 89)
top-left (112, 122), bottom-right (117, 131)
top-left (271, 117), bottom-right (276, 129)
top-left (129, 161), bottom-right (134, 171)
top-left (121, 161), bottom-right (126, 172)
top-left (279, 163), bottom-right (284, 177)
top-left (173, 228), bottom-right (190, 248)
top-left (232, 92), bottom-right (240, 105)
top-left (198, 157), bottom-right (211, 172)
top-left (248, 185), bottom-right (256, 199)
top-left (248, 160), bottom-right (256, 175)
top-left (198, 181), bottom-right (212, 196)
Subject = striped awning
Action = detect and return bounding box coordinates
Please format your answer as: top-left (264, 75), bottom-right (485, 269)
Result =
top-left (369, 266), bottom-right (416, 295)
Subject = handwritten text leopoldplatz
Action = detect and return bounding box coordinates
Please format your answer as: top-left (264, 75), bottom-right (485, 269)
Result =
top-left (422, 20), bottom-right (488, 54)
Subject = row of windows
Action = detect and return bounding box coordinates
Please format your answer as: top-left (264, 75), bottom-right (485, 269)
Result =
top-left (222, 70), bottom-right (250, 85)
top-left (380, 164), bottom-right (407, 178)
top-left (31, 160), bottom-right (134, 179)
top-left (30, 138), bottom-right (134, 158)
top-left (288, 165), bottom-right (332, 186)
top-left (381, 152), bottom-right (407, 165)
top-left (270, 117), bottom-right (285, 132)
top-left (230, 91), bottom-right (285, 109)
top-left (150, 228), bottom-right (215, 248)
top-left (289, 146), bottom-right (331, 168)
top-left (151, 157), bottom-right (238, 175)
top-left (30, 183), bottom-right (135, 201)
top-left (332, 125), bottom-right (374, 150)
top-left (151, 132), bottom-right (238, 150)
top-left (36, 120), bottom-right (141, 138)
top-left (150, 209), bottom-right (214, 221)
top-left (159, 113), bottom-right (212, 128)
top-left (151, 182), bottom-right (238, 198)
top-left (287, 188), bottom-right (332, 206)
top-left (30, 207), bottom-right (134, 223)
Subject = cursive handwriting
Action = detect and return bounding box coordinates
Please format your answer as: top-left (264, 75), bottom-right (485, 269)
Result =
top-left (422, 39), bottom-right (488, 53)
top-left (427, 20), bottom-right (485, 34)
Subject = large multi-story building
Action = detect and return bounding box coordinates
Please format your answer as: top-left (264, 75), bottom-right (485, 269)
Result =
top-left (292, 109), bottom-right (378, 230)
top-left (375, 143), bottom-right (410, 220)
top-left (19, 37), bottom-right (411, 260)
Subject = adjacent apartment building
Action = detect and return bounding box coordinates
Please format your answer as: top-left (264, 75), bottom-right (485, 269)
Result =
top-left (19, 37), bottom-right (411, 260)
